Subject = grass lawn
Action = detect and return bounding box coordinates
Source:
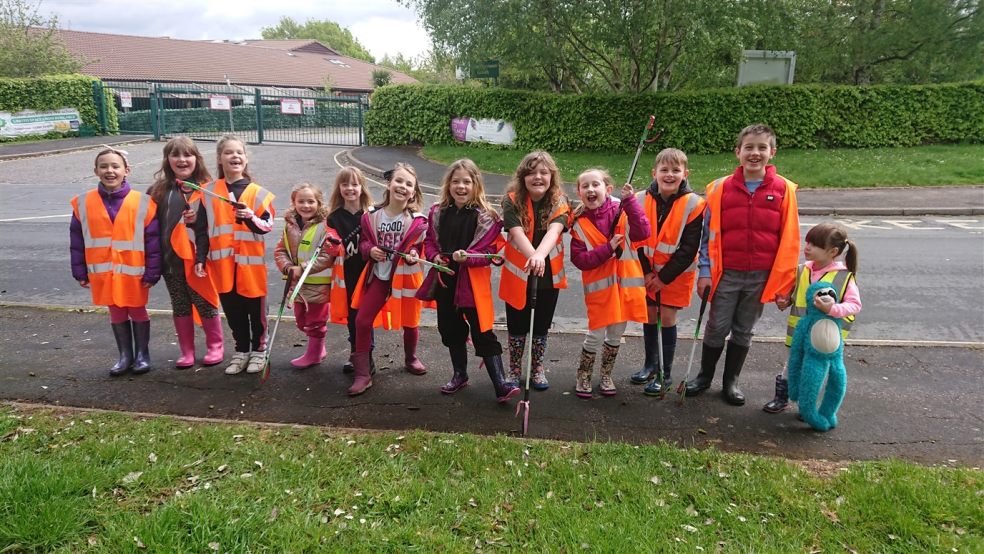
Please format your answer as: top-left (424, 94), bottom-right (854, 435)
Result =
top-left (420, 144), bottom-right (984, 191)
top-left (2, 406), bottom-right (980, 552)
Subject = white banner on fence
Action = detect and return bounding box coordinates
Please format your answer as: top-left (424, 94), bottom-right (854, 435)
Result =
top-left (0, 108), bottom-right (81, 138)
top-left (119, 91), bottom-right (132, 108)
top-left (450, 117), bottom-right (516, 146)
top-left (280, 98), bottom-right (302, 115)
top-left (209, 95), bottom-right (231, 111)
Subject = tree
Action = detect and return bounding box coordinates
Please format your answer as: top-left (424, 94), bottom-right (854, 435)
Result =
top-left (372, 69), bottom-right (392, 87)
top-left (0, 0), bottom-right (82, 78)
top-left (261, 17), bottom-right (375, 63)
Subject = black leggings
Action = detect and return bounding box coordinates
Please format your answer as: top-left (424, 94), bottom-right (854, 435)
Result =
top-left (220, 290), bottom-right (267, 352)
top-left (436, 285), bottom-right (502, 357)
top-left (505, 286), bottom-right (559, 337)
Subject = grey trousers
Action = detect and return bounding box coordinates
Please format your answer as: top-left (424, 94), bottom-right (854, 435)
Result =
top-left (703, 270), bottom-right (769, 348)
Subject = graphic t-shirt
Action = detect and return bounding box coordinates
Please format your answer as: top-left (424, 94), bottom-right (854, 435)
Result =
top-left (373, 209), bottom-right (406, 280)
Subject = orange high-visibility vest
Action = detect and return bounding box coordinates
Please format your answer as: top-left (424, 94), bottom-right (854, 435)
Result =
top-left (170, 189), bottom-right (220, 321)
top-left (498, 192), bottom-right (569, 310)
top-left (631, 191), bottom-right (705, 309)
top-left (571, 211), bottom-right (647, 330)
top-left (71, 189), bottom-right (156, 307)
top-left (329, 251), bottom-right (349, 324)
top-left (204, 179), bottom-right (275, 297)
top-left (705, 176), bottom-right (799, 302)
top-left (467, 232), bottom-right (506, 333)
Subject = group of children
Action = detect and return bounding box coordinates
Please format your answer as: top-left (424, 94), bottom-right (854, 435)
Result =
top-left (70, 124), bottom-right (862, 428)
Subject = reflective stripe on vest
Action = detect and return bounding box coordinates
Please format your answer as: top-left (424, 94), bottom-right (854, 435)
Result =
top-left (571, 212), bottom-right (647, 329)
top-left (290, 224), bottom-right (331, 285)
top-left (785, 266), bottom-right (856, 346)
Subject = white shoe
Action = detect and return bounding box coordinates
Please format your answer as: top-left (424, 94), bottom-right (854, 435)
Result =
top-left (246, 351), bottom-right (266, 374)
top-left (225, 351), bottom-right (249, 375)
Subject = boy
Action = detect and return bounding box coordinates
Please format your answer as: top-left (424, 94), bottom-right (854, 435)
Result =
top-left (629, 148), bottom-right (706, 396)
top-left (684, 124), bottom-right (800, 405)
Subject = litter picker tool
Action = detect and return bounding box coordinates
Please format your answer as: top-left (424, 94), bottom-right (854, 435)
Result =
top-left (379, 246), bottom-right (455, 275)
top-left (676, 289), bottom-right (709, 405)
top-left (177, 179), bottom-right (246, 209)
top-left (611, 116), bottom-right (662, 258)
top-left (443, 252), bottom-right (505, 266)
top-left (516, 276), bottom-right (538, 436)
top-left (652, 291), bottom-right (667, 399)
top-left (288, 232), bottom-right (343, 305)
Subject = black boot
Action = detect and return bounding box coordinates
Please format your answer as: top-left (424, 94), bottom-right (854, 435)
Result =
top-left (109, 322), bottom-right (134, 376)
top-left (763, 374), bottom-right (789, 413)
top-left (630, 323), bottom-right (659, 384)
top-left (131, 320), bottom-right (152, 374)
top-left (644, 325), bottom-right (678, 395)
top-left (484, 355), bottom-right (520, 403)
top-left (343, 344), bottom-right (355, 374)
top-left (722, 341), bottom-right (749, 406)
top-left (685, 343), bottom-right (724, 397)
top-left (441, 344), bottom-right (469, 394)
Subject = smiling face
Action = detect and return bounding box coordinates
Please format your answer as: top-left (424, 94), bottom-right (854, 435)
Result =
top-left (576, 170), bottom-right (611, 210)
top-left (387, 168), bottom-right (416, 206)
top-left (448, 167), bottom-right (475, 208)
top-left (523, 162), bottom-right (552, 201)
top-left (218, 140), bottom-right (248, 181)
top-left (735, 133), bottom-right (776, 180)
top-left (338, 178), bottom-right (363, 209)
top-left (94, 152), bottom-right (130, 191)
top-left (168, 149), bottom-right (197, 182)
top-left (653, 161), bottom-right (688, 198)
top-left (292, 188), bottom-right (320, 222)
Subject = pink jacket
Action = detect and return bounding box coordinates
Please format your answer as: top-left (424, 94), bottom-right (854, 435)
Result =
top-left (806, 260), bottom-right (862, 319)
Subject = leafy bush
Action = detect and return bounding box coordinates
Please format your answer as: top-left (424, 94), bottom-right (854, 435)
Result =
top-left (365, 81), bottom-right (984, 154)
top-left (0, 74), bottom-right (118, 134)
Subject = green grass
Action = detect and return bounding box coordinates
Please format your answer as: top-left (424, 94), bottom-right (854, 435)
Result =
top-left (421, 143), bottom-right (984, 190)
top-left (1, 406), bottom-right (981, 552)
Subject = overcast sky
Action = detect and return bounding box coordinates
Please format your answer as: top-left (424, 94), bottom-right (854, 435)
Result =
top-left (40, 0), bottom-right (432, 62)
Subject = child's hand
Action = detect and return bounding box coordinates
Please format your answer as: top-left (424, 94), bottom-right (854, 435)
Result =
top-left (621, 183), bottom-right (634, 199)
top-left (235, 206), bottom-right (254, 220)
top-left (287, 265), bottom-right (302, 280)
top-left (775, 293), bottom-right (792, 310)
top-left (406, 249), bottom-right (420, 264)
top-left (434, 252), bottom-right (450, 265)
top-left (645, 272), bottom-right (666, 296)
top-left (525, 253), bottom-right (547, 277)
top-left (194, 263), bottom-right (207, 278)
top-left (182, 208), bottom-right (197, 225)
top-left (78, 280), bottom-right (89, 288)
top-left (813, 294), bottom-right (834, 314)
top-left (141, 281), bottom-right (153, 289)
top-left (696, 277), bottom-right (712, 300)
top-left (452, 249), bottom-right (467, 263)
top-left (609, 233), bottom-right (624, 250)
top-left (369, 247), bottom-right (387, 262)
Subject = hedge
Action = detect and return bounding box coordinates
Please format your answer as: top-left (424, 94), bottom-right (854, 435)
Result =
top-left (365, 81), bottom-right (984, 154)
top-left (0, 74), bottom-right (118, 135)
top-left (117, 102), bottom-right (363, 135)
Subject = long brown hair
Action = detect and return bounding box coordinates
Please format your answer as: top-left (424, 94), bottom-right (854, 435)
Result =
top-left (378, 162), bottom-right (423, 213)
top-left (284, 183), bottom-right (329, 225)
top-left (805, 222), bottom-right (858, 273)
top-left (147, 137), bottom-right (211, 204)
top-left (328, 166), bottom-right (373, 213)
top-left (215, 134), bottom-right (253, 182)
top-left (505, 150), bottom-right (565, 232)
top-left (438, 159), bottom-right (500, 220)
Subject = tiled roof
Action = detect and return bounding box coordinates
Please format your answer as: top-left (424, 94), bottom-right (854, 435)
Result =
top-left (55, 29), bottom-right (416, 93)
top-left (239, 39), bottom-right (340, 55)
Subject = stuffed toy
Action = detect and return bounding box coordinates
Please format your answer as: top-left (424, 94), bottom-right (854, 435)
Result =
top-left (787, 281), bottom-right (847, 432)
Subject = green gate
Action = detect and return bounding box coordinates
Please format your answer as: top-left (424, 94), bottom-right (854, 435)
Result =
top-left (109, 83), bottom-right (366, 146)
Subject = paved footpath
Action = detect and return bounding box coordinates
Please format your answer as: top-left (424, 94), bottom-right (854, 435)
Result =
top-left (2, 305), bottom-right (981, 465)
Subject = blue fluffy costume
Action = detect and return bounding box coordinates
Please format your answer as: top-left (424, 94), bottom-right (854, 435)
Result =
top-left (787, 281), bottom-right (848, 432)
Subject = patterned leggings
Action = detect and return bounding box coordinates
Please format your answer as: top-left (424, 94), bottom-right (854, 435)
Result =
top-left (163, 270), bottom-right (218, 318)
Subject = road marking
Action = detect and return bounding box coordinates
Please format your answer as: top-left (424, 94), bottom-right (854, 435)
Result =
top-left (882, 218), bottom-right (945, 230)
top-left (0, 214), bottom-right (72, 222)
top-left (938, 219), bottom-right (984, 230)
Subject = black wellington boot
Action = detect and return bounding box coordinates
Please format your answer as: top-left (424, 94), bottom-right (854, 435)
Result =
top-left (440, 344), bottom-right (469, 394)
top-left (131, 320), bottom-right (152, 374)
top-left (721, 341), bottom-right (750, 406)
top-left (109, 321), bottom-right (134, 376)
top-left (630, 323), bottom-right (659, 384)
top-left (685, 343), bottom-right (724, 397)
top-left (484, 355), bottom-right (520, 404)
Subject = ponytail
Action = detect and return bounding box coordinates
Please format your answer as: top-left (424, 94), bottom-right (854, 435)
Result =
top-left (843, 239), bottom-right (858, 274)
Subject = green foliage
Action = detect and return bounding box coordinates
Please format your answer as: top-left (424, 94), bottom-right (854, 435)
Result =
top-left (0, 0), bottom-right (83, 78)
top-left (0, 74), bottom-right (118, 134)
top-left (366, 81), bottom-right (984, 154)
top-left (372, 69), bottom-right (392, 88)
top-left (118, 102), bottom-right (363, 135)
top-left (261, 16), bottom-right (375, 63)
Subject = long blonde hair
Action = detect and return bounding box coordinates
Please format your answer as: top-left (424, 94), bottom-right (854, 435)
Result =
top-left (378, 162), bottom-right (423, 213)
top-left (215, 134), bottom-right (252, 182)
top-left (147, 136), bottom-right (212, 204)
top-left (329, 166), bottom-right (373, 213)
top-left (572, 167), bottom-right (614, 218)
top-left (505, 150), bottom-right (565, 232)
top-left (438, 159), bottom-right (500, 220)
top-left (284, 183), bottom-right (329, 224)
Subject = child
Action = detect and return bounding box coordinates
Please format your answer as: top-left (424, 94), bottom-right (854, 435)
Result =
top-left (569, 168), bottom-right (650, 398)
top-left (629, 149), bottom-right (706, 396)
top-left (205, 134), bottom-right (276, 375)
top-left (416, 159), bottom-right (519, 403)
top-left (765, 222), bottom-right (861, 413)
top-left (70, 147), bottom-right (161, 375)
top-left (685, 124), bottom-right (800, 405)
top-left (147, 137), bottom-right (224, 370)
top-left (327, 167), bottom-right (375, 374)
top-left (348, 163), bottom-right (429, 396)
top-left (499, 151), bottom-right (571, 390)
top-left (274, 184), bottom-right (342, 369)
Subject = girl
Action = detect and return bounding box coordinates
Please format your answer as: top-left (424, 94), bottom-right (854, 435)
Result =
top-left (70, 147), bottom-right (161, 376)
top-left (499, 151), bottom-right (571, 391)
top-left (630, 148), bottom-right (706, 396)
top-left (348, 163), bottom-right (429, 396)
top-left (147, 137), bottom-right (224, 370)
top-left (766, 222), bottom-right (861, 413)
top-left (206, 134), bottom-right (276, 375)
top-left (569, 169), bottom-right (650, 398)
top-left (327, 167), bottom-right (375, 375)
top-left (416, 159), bottom-right (519, 403)
top-left (274, 184), bottom-right (342, 369)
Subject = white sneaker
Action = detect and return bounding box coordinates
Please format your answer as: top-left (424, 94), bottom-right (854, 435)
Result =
top-left (225, 352), bottom-right (249, 375)
top-left (246, 351), bottom-right (266, 374)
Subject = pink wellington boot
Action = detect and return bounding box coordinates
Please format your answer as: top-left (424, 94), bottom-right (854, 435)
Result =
top-left (201, 316), bottom-right (225, 366)
top-left (173, 316), bottom-right (196, 369)
top-left (291, 336), bottom-right (326, 369)
top-left (348, 351), bottom-right (373, 396)
top-left (403, 327), bottom-right (427, 375)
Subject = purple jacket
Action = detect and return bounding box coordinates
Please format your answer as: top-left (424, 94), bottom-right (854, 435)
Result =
top-left (570, 194), bottom-right (649, 270)
top-left (358, 207), bottom-right (427, 285)
top-left (416, 203), bottom-right (503, 308)
top-left (70, 181), bottom-right (162, 285)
